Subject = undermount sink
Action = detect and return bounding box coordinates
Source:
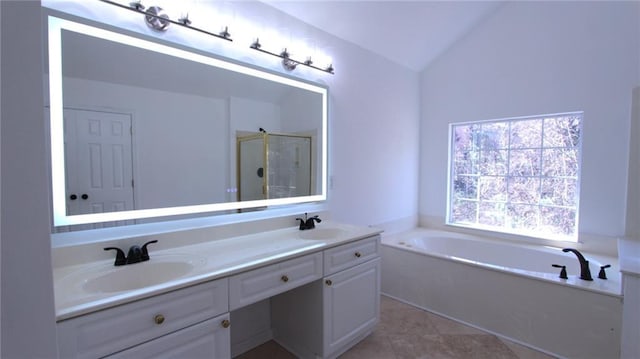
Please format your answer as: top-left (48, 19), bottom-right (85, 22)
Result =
top-left (298, 228), bottom-right (346, 240)
top-left (63, 254), bottom-right (206, 294)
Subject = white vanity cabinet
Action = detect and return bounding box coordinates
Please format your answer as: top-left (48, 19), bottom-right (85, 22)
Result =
top-left (55, 231), bottom-right (382, 359)
top-left (272, 235), bottom-right (381, 359)
top-left (56, 278), bottom-right (229, 358)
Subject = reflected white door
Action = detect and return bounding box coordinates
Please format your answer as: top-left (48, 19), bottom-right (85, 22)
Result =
top-left (64, 108), bottom-right (134, 227)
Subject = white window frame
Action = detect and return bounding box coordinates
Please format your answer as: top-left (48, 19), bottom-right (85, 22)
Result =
top-left (446, 111), bottom-right (583, 242)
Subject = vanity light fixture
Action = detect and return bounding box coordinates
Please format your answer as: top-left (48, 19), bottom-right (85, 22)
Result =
top-left (100, 0), bottom-right (233, 41)
top-left (100, 0), bottom-right (332, 74)
top-left (250, 38), bottom-right (335, 74)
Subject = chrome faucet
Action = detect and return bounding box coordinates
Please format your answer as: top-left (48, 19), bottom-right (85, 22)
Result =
top-left (296, 213), bottom-right (321, 230)
top-left (562, 248), bottom-right (593, 281)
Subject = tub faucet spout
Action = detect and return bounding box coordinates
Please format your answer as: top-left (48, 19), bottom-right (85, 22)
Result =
top-left (562, 248), bottom-right (593, 281)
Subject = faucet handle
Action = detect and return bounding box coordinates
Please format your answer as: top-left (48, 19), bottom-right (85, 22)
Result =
top-left (104, 247), bottom-right (127, 266)
top-left (552, 264), bottom-right (568, 279)
top-left (598, 264), bottom-right (611, 280)
top-left (141, 240), bottom-right (158, 261)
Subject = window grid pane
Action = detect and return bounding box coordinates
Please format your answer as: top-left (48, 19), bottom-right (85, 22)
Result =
top-left (448, 112), bottom-right (582, 241)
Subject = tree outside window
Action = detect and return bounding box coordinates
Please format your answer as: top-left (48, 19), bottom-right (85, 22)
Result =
top-left (447, 112), bottom-right (582, 241)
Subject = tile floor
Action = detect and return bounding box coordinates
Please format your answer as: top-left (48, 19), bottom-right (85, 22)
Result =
top-left (236, 295), bottom-right (557, 359)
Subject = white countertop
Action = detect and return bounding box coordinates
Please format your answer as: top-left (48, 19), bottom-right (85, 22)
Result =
top-left (53, 222), bottom-right (382, 321)
top-left (618, 237), bottom-right (640, 276)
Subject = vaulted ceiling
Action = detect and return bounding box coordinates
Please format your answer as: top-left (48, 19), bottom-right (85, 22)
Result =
top-left (264, 1), bottom-right (505, 72)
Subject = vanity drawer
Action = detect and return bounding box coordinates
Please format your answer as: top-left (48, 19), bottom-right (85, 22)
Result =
top-left (107, 313), bottom-right (231, 359)
top-left (57, 278), bottom-right (229, 359)
top-left (229, 252), bottom-right (323, 310)
top-left (323, 235), bottom-right (380, 276)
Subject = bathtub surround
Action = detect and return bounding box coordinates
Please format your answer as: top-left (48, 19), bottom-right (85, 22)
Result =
top-left (381, 229), bottom-right (622, 358)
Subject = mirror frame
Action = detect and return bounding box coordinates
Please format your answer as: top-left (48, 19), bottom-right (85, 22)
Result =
top-left (48, 16), bottom-right (328, 227)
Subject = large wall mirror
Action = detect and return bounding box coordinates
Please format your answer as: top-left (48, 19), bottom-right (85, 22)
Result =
top-left (47, 16), bottom-right (327, 228)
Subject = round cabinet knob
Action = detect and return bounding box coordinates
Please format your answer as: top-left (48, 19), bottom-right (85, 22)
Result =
top-left (281, 275), bottom-right (289, 283)
top-left (325, 279), bottom-right (332, 286)
top-left (221, 319), bottom-right (230, 328)
top-left (81, 194), bottom-right (89, 200)
top-left (154, 314), bottom-right (165, 325)
top-left (69, 194), bottom-right (77, 200)
top-left (354, 252), bottom-right (362, 258)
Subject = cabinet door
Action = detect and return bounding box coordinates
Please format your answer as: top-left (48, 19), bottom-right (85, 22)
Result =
top-left (323, 258), bottom-right (380, 357)
top-left (108, 313), bottom-right (231, 359)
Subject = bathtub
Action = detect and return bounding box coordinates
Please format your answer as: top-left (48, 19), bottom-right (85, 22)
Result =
top-left (381, 229), bottom-right (622, 359)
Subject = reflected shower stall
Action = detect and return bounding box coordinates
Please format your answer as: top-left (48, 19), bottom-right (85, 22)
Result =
top-left (237, 132), bottom-right (312, 202)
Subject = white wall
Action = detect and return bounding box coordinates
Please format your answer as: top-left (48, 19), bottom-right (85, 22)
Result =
top-left (327, 48), bottom-right (420, 229)
top-left (419, 1), bottom-right (640, 245)
top-left (1, 1), bottom-right (59, 358)
top-left (626, 87), bottom-right (640, 239)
